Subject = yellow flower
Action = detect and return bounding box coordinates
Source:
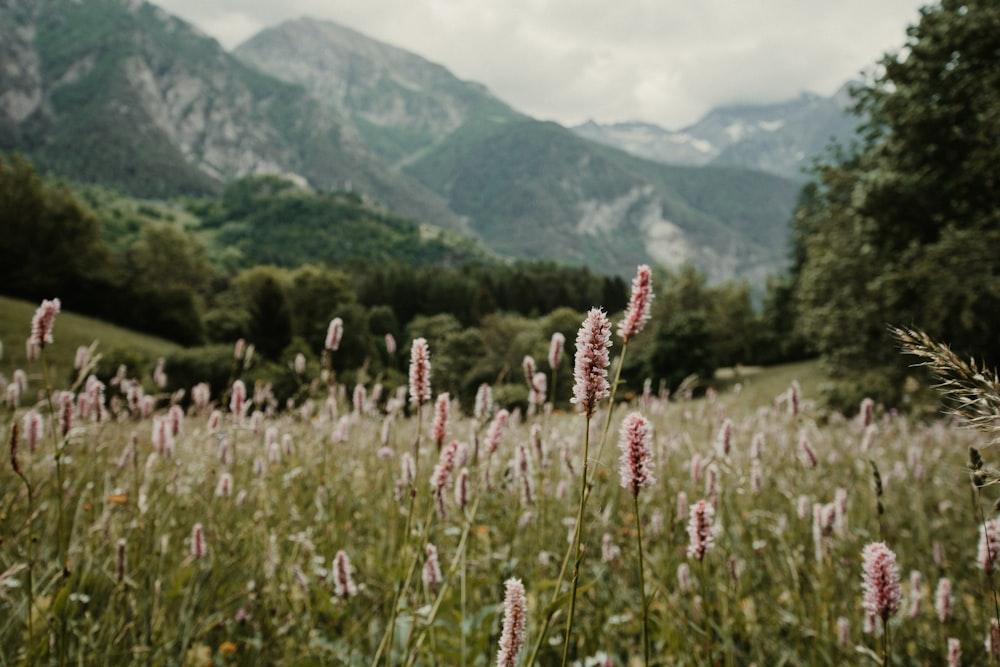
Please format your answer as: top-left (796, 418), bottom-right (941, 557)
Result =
top-left (219, 641), bottom-right (237, 656)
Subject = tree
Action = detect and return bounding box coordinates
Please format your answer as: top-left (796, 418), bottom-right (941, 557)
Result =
top-left (793, 0), bottom-right (1000, 409)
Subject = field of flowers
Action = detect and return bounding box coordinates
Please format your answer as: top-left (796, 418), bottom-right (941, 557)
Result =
top-left (1, 286), bottom-right (997, 666)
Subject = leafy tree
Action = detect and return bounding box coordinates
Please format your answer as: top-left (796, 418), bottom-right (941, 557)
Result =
top-left (0, 152), bottom-right (115, 305)
top-left (793, 0), bottom-right (1000, 409)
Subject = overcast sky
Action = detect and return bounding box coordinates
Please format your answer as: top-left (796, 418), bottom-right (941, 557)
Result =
top-left (154, 0), bottom-right (928, 129)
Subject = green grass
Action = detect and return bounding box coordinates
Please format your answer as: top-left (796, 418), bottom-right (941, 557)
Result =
top-left (714, 359), bottom-right (826, 416)
top-left (0, 295), bottom-right (181, 379)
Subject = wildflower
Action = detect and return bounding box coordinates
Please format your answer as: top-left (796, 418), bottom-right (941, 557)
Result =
top-left (859, 397), bottom-right (874, 427)
top-left (474, 383), bottom-right (493, 422)
top-left (947, 638), bottom-right (961, 667)
top-left (294, 353), bottom-right (306, 375)
top-left (496, 578), bottom-right (527, 667)
top-left (325, 318), bottom-right (343, 351)
top-left (529, 372), bottom-right (547, 408)
top-left (860, 541), bottom-right (902, 623)
top-left (716, 418), bottom-right (733, 456)
top-left (408, 338), bottom-right (431, 407)
top-left (687, 499), bottom-right (715, 561)
top-left (352, 384), bottom-right (367, 417)
top-left (935, 577), bottom-right (952, 623)
top-left (431, 440), bottom-right (461, 516)
top-left (230, 380), bottom-right (246, 418)
top-left (432, 393), bottom-right (450, 450)
top-left (216, 472), bottom-right (233, 498)
top-left (400, 452), bottom-right (415, 489)
top-left (523, 356), bottom-right (537, 390)
top-left (169, 404), bottom-right (184, 437)
top-left (422, 543), bottom-right (442, 593)
top-left (153, 357), bottom-right (167, 389)
top-left (750, 432), bottom-right (764, 459)
top-left (29, 298), bottom-right (61, 355)
top-left (333, 550), bottom-right (357, 598)
top-left (980, 518), bottom-right (1000, 572)
top-left (799, 432), bottom-right (818, 468)
top-left (548, 332), bottom-right (565, 370)
top-left (516, 443), bottom-right (534, 506)
top-left (751, 459), bottom-right (762, 493)
top-left (234, 338), bottom-right (245, 360)
top-left (530, 423), bottom-right (545, 466)
top-left (617, 264), bottom-right (653, 342)
top-left (788, 380), bottom-right (800, 416)
top-left (617, 412), bottom-right (655, 497)
top-left (570, 308), bottom-right (612, 418)
top-left (454, 467), bottom-right (469, 511)
top-left (22, 410), bottom-right (42, 452)
top-left (384, 333), bottom-right (396, 355)
top-left (486, 409), bottom-right (510, 458)
top-left (191, 523), bottom-right (206, 559)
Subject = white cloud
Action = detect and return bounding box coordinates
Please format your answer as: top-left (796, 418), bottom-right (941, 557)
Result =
top-left (154, 0), bottom-right (926, 128)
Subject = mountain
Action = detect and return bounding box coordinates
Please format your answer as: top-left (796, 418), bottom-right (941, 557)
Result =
top-left (0, 0), bottom-right (465, 229)
top-left (0, 1), bottom-right (805, 286)
top-left (573, 88), bottom-right (861, 181)
top-left (234, 18), bottom-right (802, 283)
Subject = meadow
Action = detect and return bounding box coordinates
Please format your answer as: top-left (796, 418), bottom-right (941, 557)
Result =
top-left (0, 297), bottom-right (996, 666)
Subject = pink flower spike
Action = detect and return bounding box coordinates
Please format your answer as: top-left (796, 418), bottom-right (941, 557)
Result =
top-left (548, 332), bottom-right (565, 370)
top-left (617, 412), bottom-right (655, 497)
top-left (570, 308), bottom-right (612, 418)
top-left (432, 393), bottom-right (450, 449)
top-left (30, 298), bottom-right (61, 353)
top-left (325, 317), bottom-right (344, 351)
top-left (686, 499), bottom-right (715, 561)
top-left (860, 541), bottom-right (902, 623)
top-left (618, 264), bottom-right (653, 342)
top-left (408, 338), bottom-right (432, 407)
top-left (496, 578), bottom-right (527, 667)
top-left (333, 550), bottom-right (357, 598)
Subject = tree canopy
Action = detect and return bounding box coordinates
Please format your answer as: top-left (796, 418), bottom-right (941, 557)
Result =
top-left (793, 0), bottom-right (1000, 409)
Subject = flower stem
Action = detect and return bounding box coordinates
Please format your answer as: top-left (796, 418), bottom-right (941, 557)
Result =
top-left (634, 493), bottom-right (649, 667)
top-left (560, 414), bottom-right (592, 665)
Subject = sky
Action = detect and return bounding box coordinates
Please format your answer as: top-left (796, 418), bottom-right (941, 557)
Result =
top-left (154, 0), bottom-right (929, 130)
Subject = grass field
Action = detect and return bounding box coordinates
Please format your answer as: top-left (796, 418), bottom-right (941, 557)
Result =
top-left (0, 295), bottom-right (181, 380)
top-left (1, 302), bottom-right (995, 666)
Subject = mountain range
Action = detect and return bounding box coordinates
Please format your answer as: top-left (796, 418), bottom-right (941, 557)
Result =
top-left (572, 87), bottom-right (860, 181)
top-left (0, 0), bottom-right (859, 286)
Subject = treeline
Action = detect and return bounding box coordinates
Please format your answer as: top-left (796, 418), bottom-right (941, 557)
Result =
top-left (1, 152), bottom-right (800, 409)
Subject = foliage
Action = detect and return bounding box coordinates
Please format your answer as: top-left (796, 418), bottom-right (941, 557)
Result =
top-left (792, 0), bottom-right (1000, 411)
top-left (199, 176), bottom-right (489, 271)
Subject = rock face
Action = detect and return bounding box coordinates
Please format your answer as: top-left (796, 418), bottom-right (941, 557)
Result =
top-left (573, 88), bottom-right (861, 181)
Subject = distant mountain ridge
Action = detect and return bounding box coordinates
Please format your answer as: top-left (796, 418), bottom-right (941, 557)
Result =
top-left (573, 87), bottom-right (861, 181)
top-left (0, 0), bottom-right (811, 285)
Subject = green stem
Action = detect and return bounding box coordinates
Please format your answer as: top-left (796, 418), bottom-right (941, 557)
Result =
top-left (560, 414), bottom-right (592, 665)
top-left (634, 493), bottom-right (649, 667)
